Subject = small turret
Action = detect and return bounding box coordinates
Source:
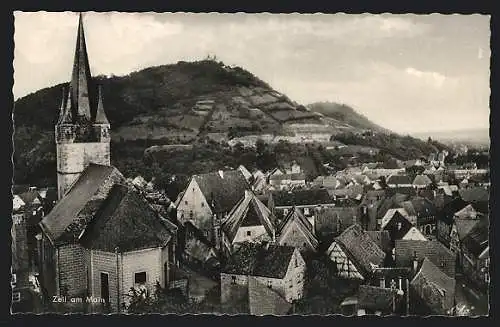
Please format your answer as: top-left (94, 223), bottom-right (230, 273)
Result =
top-left (94, 85), bottom-right (109, 124)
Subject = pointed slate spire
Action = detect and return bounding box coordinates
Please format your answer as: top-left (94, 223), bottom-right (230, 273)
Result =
top-left (94, 85), bottom-right (109, 124)
top-left (57, 86), bottom-right (67, 124)
top-left (70, 12), bottom-right (93, 120)
top-left (60, 87), bottom-right (74, 124)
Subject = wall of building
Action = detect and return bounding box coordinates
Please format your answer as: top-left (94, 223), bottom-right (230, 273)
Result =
top-left (121, 247), bottom-right (163, 308)
top-left (58, 243), bottom-right (88, 297)
top-left (177, 179), bottom-right (213, 232)
top-left (327, 242), bottom-right (364, 280)
top-left (90, 249), bottom-right (119, 311)
top-left (278, 221), bottom-right (316, 253)
top-left (232, 225), bottom-right (269, 244)
top-left (220, 273), bottom-right (249, 304)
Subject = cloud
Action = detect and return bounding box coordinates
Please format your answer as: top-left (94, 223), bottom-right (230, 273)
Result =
top-left (405, 67), bottom-right (447, 88)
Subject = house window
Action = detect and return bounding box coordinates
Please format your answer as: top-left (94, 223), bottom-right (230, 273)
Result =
top-left (267, 281), bottom-right (272, 289)
top-left (190, 211), bottom-right (194, 219)
top-left (295, 258), bottom-right (298, 267)
top-left (247, 231), bottom-right (251, 236)
top-left (134, 272), bottom-right (147, 285)
top-left (11, 273), bottom-right (16, 287)
top-left (201, 202), bottom-right (204, 207)
top-left (304, 208), bottom-right (310, 215)
top-left (303, 242), bottom-right (307, 247)
top-left (185, 201), bottom-right (188, 205)
top-left (231, 276), bottom-right (236, 284)
top-left (12, 292), bottom-right (21, 303)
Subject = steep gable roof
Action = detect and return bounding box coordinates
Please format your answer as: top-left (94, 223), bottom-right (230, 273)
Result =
top-left (395, 240), bottom-right (456, 278)
top-left (270, 188), bottom-right (333, 207)
top-left (193, 169), bottom-right (250, 213)
top-left (454, 219), bottom-right (480, 241)
top-left (410, 257), bottom-right (456, 313)
top-left (40, 164), bottom-right (123, 244)
top-left (331, 224), bottom-right (386, 276)
top-left (380, 208), bottom-right (410, 229)
top-left (80, 184), bottom-right (174, 252)
top-left (222, 190), bottom-right (275, 242)
top-left (383, 211), bottom-right (413, 241)
top-left (412, 174), bottom-right (433, 186)
top-left (278, 207), bottom-right (318, 249)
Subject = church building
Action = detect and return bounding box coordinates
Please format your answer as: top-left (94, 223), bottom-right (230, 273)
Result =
top-left (38, 14), bottom-right (177, 313)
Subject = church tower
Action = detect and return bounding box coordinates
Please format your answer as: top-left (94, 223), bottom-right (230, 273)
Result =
top-left (56, 13), bottom-right (111, 200)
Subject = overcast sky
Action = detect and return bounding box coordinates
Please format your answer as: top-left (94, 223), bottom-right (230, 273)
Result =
top-left (13, 12), bottom-right (490, 134)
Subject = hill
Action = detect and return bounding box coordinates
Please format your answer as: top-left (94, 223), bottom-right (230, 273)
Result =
top-left (307, 102), bottom-right (390, 133)
top-left (13, 59), bottom-right (448, 187)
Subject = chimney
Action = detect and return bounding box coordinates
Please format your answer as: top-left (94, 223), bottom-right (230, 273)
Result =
top-left (412, 251), bottom-right (419, 273)
top-left (218, 170), bottom-right (224, 179)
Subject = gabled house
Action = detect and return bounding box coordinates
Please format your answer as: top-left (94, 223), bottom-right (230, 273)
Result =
top-left (276, 207), bottom-right (319, 254)
top-left (366, 231), bottom-right (392, 254)
top-left (221, 190), bottom-right (276, 254)
top-left (410, 257), bottom-right (456, 315)
top-left (267, 188), bottom-right (335, 227)
top-left (221, 242), bottom-right (306, 305)
top-left (39, 165), bottom-right (178, 313)
top-left (268, 173), bottom-right (307, 191)
top-left (401, 197), bottom-right (437, 237)
top-left (395, 239), bottom-right (456, 279)
top-left (176, 169), bottom-right (250, 244)
top-left (436, 197), bottom-right (469, 246)
top-left (382, 211), bottom-right (413, 246)
top-left (325, 224), bottom-right (386, 280)
top-left (13, 194), bottom-right (26, 211)
top-left (386, 175), bottom-right (412, 188)
top-left (412, 175), bottom-right (433, 189)
top-left (380, 208), bottom-right (411, 230)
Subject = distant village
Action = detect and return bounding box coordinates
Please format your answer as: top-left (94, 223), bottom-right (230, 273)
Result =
top-left (11, 14), bottom-right (490, 316)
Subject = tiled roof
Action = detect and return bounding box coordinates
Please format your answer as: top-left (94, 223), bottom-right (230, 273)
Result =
top-left (222, 190), bottom-right (276, 242)
top-left (333, 224), bottom-right (386, 275)
top-left (40, 164), bottom-right (124, 244)
top-left (193, 169), bottom-right (250, 214)
top-left (459, 187), bottom-right (489, 204)
top-left (410, 257), bottom-right (456, 313)
top-left (222, 242), bottom-right (297, 279)
top-left (270, 189), bottom-right (333, 207)
top-left (412, 175), bottom-right (433, 186)
top-left (395, 240), bottom-right (456, 278)
top-left (402, 197), bottom-right (437, 223)
top-left (278, 207), bottom-right (318, 249)
top-left (248, 277), bottom-right (292, 315)
top-left (80, 184), bottom-right (174, 252)
top-left (461, 216), bottom-right (489, 257)
top-left (387, 175), bottom-right (412, 185)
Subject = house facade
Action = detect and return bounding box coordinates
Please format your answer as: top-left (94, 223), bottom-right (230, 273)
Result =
top-left (276, 207), bottom-right (319, 253)
top-left (221, 243), bottom-right (306, 304)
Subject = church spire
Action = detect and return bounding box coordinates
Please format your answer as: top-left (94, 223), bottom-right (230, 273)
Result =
top-left (70, 12), bottom-right (93, 121)
top-left (94, 85), bottom-right (109, 124)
